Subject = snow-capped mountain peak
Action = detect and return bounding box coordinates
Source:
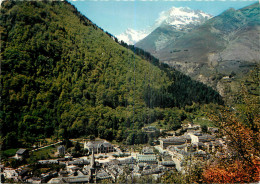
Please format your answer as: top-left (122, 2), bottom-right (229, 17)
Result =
top-left (155, 6), bottom-right (212, 29)
top-left (117, 6), bottom-right (212, 45)
top-left (117, 28), bottom-right (150, 45)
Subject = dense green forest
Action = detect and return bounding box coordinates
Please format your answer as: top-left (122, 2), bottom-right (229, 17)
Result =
top-left (0, 0), bottom-right (223, 149)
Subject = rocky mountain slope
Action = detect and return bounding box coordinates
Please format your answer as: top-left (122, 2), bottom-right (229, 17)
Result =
top-left (157, 3), bottom-right (259, 63)
top-left (139, 3), bottom-right (260, 97)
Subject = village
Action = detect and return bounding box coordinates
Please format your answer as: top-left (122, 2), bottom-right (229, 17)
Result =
top-left (1, 123), bottom-right (226, 183)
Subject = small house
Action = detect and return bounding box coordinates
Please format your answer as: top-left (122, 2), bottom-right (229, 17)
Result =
top-left (57, 145), bottom-right (65, 156)
top-left (15, 149), bottom-right (28, 159)
top-left (142, 147), bottom-right (154, 155)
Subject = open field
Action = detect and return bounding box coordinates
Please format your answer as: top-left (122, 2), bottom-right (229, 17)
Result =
top-left (1, 148), bottom-right (18, 157)
top-left (31, 146), bottom-right (57, 160)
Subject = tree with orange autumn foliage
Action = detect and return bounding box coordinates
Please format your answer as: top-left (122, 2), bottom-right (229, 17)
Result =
top-left (202, 68), bottom-right (260, 183)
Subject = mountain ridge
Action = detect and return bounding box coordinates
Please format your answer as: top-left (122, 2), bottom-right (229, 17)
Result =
top-left (135, 6), bottom-right (212, 53)
top-left (137, 2), bottom-right (260, 96)
top-left (156, 3), bottom-right (259, 65)
top-left (118, 6), bottom-right (212, 45)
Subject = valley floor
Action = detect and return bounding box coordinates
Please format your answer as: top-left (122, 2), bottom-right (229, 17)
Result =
top-left (1, 123), bottom-right (226, 183)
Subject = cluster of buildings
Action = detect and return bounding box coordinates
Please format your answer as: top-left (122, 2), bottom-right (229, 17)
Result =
top-left (157, 123), bottom-right (225, 171)
top-left (1, 123), bottom-right (226, 183)
top-left (2, 143), bottom-right (173, 183)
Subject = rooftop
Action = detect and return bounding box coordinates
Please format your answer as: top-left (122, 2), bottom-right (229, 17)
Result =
top-left (85, 140), bottom-right (113, 149)
top-left (137, 154), bottom-right (157, 162)
top-left (16, 149), bottom-right (27, 155)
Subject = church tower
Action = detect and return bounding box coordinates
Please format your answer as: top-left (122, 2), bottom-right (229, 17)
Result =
top-left (89, 147), bottom-right (96, 183)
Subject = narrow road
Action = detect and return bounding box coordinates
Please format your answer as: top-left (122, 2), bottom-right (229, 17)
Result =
top-left (31, 139), bottom-right (84, 152)
top-left (31, 141), bottom-right (62, 152)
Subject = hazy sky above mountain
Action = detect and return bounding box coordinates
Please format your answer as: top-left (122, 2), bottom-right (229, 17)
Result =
top-left (69, 0), bottom-right (257, 36)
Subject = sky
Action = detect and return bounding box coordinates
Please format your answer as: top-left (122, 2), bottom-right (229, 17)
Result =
top-left (69, 0), bottom-right (258, 36)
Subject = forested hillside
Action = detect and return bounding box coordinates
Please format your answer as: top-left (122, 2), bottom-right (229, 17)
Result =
top-left (0, 0), bottom-right (223, 149)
